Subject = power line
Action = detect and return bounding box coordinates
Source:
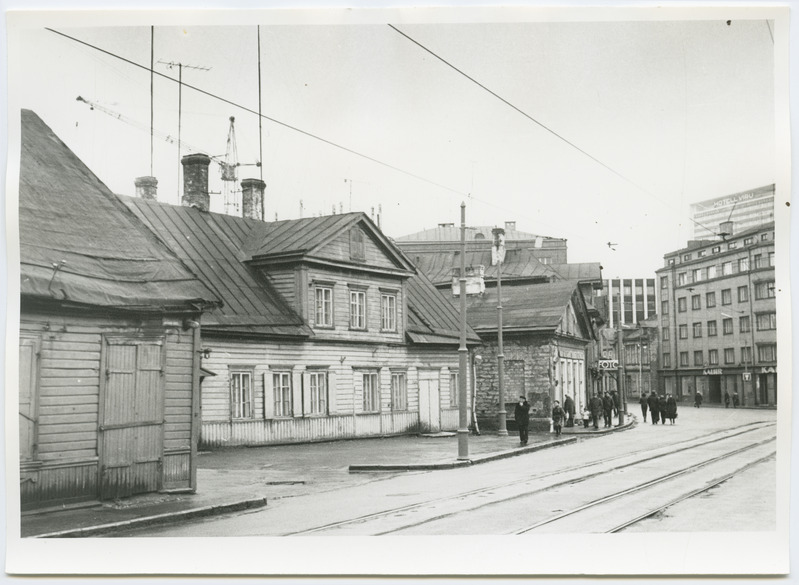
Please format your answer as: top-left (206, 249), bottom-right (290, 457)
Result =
top-left (387, 24), bottom-right (724, 239)
top-left (48, 27), bottom-right (468, 200)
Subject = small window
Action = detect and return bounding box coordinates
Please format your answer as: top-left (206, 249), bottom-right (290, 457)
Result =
top-left (721, 289), bottom-right (732, 305)
top-left (728, 241), bottom-right (738, 250)
top-left (314, 286), bottom-right (333, 328)
top-left (350, 289), bottom-right (367, 329)
top-left (391, 371), bottom-right (407, 411)
top-left (742, 346), bottom-right (754, 364)
top-left (660, 276), bottom-right (668, 290)
top-left (738, 257), bottom-right (749, 272)
top-left (668, 258), bottom-right (675, 265)
top-left (683, 253), bottom-right (692, 261)
top-left (692, 322), bottom-right (702, 338)
top-left (273, 371), bottom-right (293, 417)
top-left (662, 353), bottom-right (671, 367)
top-left (661, 300), bottom-right (669, 315)
top-left (723, 318), bottom-right (733, 335)
top-left (707, 320), bottom-right (718, 336)
top-left (679, 324), bottom-right (688, 339)
top-left (740, 315), bottom-right (751, 333)
top-left (724, 348), bottom-right (735, 364)
top-left (677, 273), bottom-right (687, 286)
top-left (698, 250), bottom-right (706, 258)
top-left (757, 344), bottom-right (776, 362)
top-left (308, 371), bottom-right (328, 415)
top-left (708, 349), bottom-right (719, 365)
top-left (349, 228), bottom-right (366, 262)
top-left (678, 298), bottom-right (687, 312)
top-left (756, 313), bottom-right (776, 331)
top-left (362, 371), bottom-right (380, 412)
top-left (679, 352), bottom-right (689, 366)
top-left (760, 233), bottom-right (769, 241)
top-left (691, 295), bottom-right (701, 310)
top-left (744, 237), bottom-right (754, 245)
top-left (722, 262), bottom-right (732, 276)
top-left (706, 291), bottom-right (716, 308)
top-left (661, 327), bottom-right (670, 341)
top-left (693, 350), bottom-right (703, 366)
top-left (738, 286), bottom-right (749, 303)
top-left (707, 265), bottom-right (717, 279)
top-left (381, 293), bottom-right (397, 332)
top-left (450, 372), bottom-right (459, 407)
top-left (712, 246), bottom-right (721, 254)
top-left (230, 370), bottom-right (254, 419)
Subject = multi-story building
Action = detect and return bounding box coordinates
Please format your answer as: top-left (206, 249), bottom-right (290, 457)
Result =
top-left (597, 277), bottom-right (657, 327)
top-left (690, 184), bottom-right (775, 240)
top-left (656, 222), bottom-right (777, 406)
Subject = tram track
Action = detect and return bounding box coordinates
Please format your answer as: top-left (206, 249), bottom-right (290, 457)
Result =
top-left (289, 421), bottom-right (775, 536)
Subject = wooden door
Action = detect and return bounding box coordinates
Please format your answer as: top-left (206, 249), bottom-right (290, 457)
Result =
top-left (99, 337), bottom-right (165, 500)
top-left (418, 370), bottom-right (440, 433)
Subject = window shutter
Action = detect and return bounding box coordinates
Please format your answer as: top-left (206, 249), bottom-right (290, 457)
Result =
top-left (263, 372), bottom-right (274, 419)
top-left (327, 369), bottom-right (337, 414)
top-left (292, 367), bottom-right (304, 417)
top-left (302, 372), bottom-right (312, 415)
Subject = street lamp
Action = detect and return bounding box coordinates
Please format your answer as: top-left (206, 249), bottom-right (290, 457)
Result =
top-left (492, 227), bottom-right (508, 436)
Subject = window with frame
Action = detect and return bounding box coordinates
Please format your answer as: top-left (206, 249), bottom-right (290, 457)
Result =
top-left (679, 352), bottom-right (689, 366)
top-left (693, 350), bottom-right (703, 366)
top-left (744, 237), bottom-right (753, 245)
top-left (678, 297), bottom-right (687, 312)
top-left (738, 257), bottom-right (749, 272)
top-left (723, 318), bottom-right (733, 335)
top-left (391, 371), bottom-right (407, 411)
top-left (707, 320), bottom-right (717, 336)
top-left (273, 371), bottom-right (293, 417)
top-left (661, 327), bottom-right (670, 341)
top-left (308, 371), bottom-right (328, 415)
top-left (349, 289), bottom-right (367, 329)
top-left (757, 344), bottom-right (776, 362)
top-left (706, 291), bottom-right (716, 307)
top-left (756, 312), bottom-right (776, 331)
top-left (698, 250), bottom-right (706, 258)
top-left (662, 352), bottom-right (671, 367)
top-left (381, 292), bottom-right (397, 332)
top-left (741, 346), bottom-right (753, 364)
top-left (768, 252), bottom-right (775, 267)
top-left (724, 348), bottom-right (735, 364)
top-left (761, 233), bottom-right (769, 241)
top-left (678, 324), bottom-right (688, 339)
top-left (707, 265), bottom-right (717, 279)
top-left (728, 241), bottom-right (737, 250)
top-left (661, 300), bottom-right (669, 315)
top-left (712, 246), bottom-right (721, 254)
top-left (362, 371), bottom-right (380, 412)
top-left (449, 372), bottom-right (459, 407)
top-left (349, 228), bottom-right (365, 262)
top-left (722, 262), bottom-right (732, 276)
top-left (314, 286), bottom-right (333, 328)
top-left (708, 349), bottom-right (719, 365)
top-left (739, 315), bottom-right (751, 333)
top-left (692, 322), bottom-right (702, 338)
top-left (677, 273), bottom-right (687, 286)
top-left (692, 268), bottom-right (702, 283)
top-left (737, 286), bottom-right (749, 302)
top-left (230, 370), bottom-right (254, 419)
top-left (754, 281), bottom-right (775, 300)
top-left (660, 276), bottom-right (668, 290)
top-left (683, 253), bottom-right (692, 261)
top-left (721, 289), bottom-right (732, 305)
top-left (753, 254), bottom-right (763, 269)
top-left (691, 295), bottom-right (701, 310)
top-left (667, 258), bottom-right (675, 265)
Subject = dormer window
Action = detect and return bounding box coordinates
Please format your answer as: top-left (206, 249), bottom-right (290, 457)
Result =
top-left (349, 228), bottom-right (365, 262)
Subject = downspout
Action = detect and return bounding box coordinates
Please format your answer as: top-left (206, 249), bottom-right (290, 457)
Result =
top-left (189, 318), bottom-right (201, 493)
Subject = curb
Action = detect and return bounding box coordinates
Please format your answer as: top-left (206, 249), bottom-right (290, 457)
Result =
top-left (32, 497), bottom-right (268, 538)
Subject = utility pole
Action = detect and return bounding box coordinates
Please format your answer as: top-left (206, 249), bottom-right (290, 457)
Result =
top-left (492, 227), bottom-right (508, 435)
top-left (617, 294), bottom-right (625, 425)
top-left (457, 202), bottom-right (470, 460)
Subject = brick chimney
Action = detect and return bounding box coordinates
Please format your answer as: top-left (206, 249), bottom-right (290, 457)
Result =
top-left (241, 178), bottom-right (265, 221)
top-left (181, 153), bottom-right (211, 211)
top-left (134, 176), bottom-right (158, 200)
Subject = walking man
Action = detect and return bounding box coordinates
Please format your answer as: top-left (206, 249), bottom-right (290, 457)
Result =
top-left (647, 391), bottom-right (660, 425)
top-left (552, 400), bottom-right (565, 437)
top-left (515, 395), bottom-right (531, 446)
top-left (724, 391), bottom-right (731, 408)
top-left (694, 390), bottom-right (703, 408)
top-left (563, 394), bottom-right (575, 428)
top-left (589, 393), bottom-right (603, 430)
top-left (602, 392), bottom-right (614, 428)
top-left (639, 393), bottom-right (648, 422)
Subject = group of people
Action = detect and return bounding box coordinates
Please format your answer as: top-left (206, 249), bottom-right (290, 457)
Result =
top-left (640, 391), bottom-right (678, 425)
top-left (723, 390), bottom-right (740, 408)
top-left (514, 393), bottom-right (577, 444)
top-left (585, 390), bottom-right (622, 430)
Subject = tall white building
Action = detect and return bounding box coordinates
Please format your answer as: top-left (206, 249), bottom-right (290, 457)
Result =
top-left (690, 184), bottom-right (775, 239)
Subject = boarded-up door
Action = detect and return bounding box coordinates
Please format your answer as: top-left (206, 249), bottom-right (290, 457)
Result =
top-left (100, 337), bottom-right (165, 499)
top-left (418, 370), bottom-right (440, 433)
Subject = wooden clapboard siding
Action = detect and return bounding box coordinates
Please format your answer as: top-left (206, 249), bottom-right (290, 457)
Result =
top-left (266, 269), bottom-right (298, 311)
top-left (319, 227), bottom-right (398, 269)
top-left (20, 459), bottom-right (99, 510)
top-left (162, 449), bottom-right (192, 490)
top-left (162, 331), bottom-right (195, 457)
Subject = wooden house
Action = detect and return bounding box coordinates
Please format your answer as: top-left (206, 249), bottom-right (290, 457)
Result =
top-left (120, 154), bottom-right (479, 448)
top-left (18, 110), bottom-right (220, 510)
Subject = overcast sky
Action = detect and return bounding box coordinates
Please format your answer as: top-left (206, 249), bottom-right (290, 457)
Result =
top-left (5, 9), bottom-right (784, 279)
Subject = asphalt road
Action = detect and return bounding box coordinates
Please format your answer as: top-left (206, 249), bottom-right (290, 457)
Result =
top-left (117, 406), bottom-right (776, 537)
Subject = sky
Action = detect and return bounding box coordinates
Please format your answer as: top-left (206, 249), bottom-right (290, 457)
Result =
top-left (4, 8), bottom-right (784, 280)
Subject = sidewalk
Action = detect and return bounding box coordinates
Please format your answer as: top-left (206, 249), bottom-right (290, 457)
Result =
top-left (22, 417), bottom-right (633, 538)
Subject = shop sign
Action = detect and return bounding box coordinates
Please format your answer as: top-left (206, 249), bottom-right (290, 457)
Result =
top-left (703, 368), bottom-right (722, 376)
top-left (742, 372), bottom-right (752, 381)
top-left (598, 359), bottom-right (618, 369)
top-left (759, 366), bottom-right (776, 374)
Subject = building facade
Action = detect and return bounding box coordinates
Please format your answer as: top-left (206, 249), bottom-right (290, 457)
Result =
top-left (690, 184), bottom-right (775, 240)
top-left (600, 278), bottom-right (658, 327)
top-left (656, 222), bottom-right (777, 406)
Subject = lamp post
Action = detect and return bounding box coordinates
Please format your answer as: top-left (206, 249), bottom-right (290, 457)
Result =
top-left (492, 227), bottom-right (508, 436)
top-left (616, 294), bottom-right (625, 425)
top-left (457, 202), bottom-right (470, 460)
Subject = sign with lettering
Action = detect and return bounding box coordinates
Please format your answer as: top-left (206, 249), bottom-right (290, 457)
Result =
top-left (703, 368), bottom-right (722, 376)
top-left (598, 359), bottom-right (619, 370)
top-left (742, 372), bottom-right (752, 381)
top-left (759, 367), bottom-right (776, 374)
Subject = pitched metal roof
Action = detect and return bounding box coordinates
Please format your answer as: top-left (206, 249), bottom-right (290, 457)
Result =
top-left (396, 225), bottom-right (562, 242)
top-left (549, 262), bottom-right (603, 282)
top-left (19, 110), bottom-right (219, 311)
top-left (121, 196), bottom-right (312, 337)
top-left (407, 249), bottom-right (559, 285)
top-left (406, 269), bottom-right (480, 344)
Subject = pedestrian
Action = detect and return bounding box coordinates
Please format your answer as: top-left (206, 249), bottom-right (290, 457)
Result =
top-left (733, 391), bottom-right (739, 408)
top-left (666, 393), bottom-right (678, 424)
top-left (724, 391), bottom-right (730, 408)
top-left (611, 390), bottom-right (621, 420)
top-left (563, 394), bottom-right (575, 428)
top-left (647, 391), bottom-right (660, 425)
top-left (694, 390), bottom-right (703, 408)
top-left (552, 400), bottom-right (566, 437)
top-left (589, 393), bottom-right (603, 430)
top-left (639, 393), bottom-right (648, 422)
top-left (602, 392), bottom-right (614, 428)
top-left (514, 394), bottom-right (531, 446)
top-left (658, 394), bottom-right (668, 424)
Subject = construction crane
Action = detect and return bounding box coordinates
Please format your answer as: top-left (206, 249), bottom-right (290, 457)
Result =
top-left (222, 116), bottom-right (240, 215)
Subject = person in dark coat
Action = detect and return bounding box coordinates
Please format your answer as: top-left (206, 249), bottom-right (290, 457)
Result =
top-left (732, 391), bottom-right (739, 408)
top-left (694, 390), bottom-right (703, 408)
top-left (665, 394), bottom-right (678, 424)
top-left (602, 392), bottom-right (614, 428)
top-left (647, 391), bottom-right (660, 425)
top-left (514, 395), bottom-right (531, 445)
top-left (658, 394), bottom-right (668, 424)
top-left (724, 391), bottom-right (731, 408)
top-left (588, 393), bottom-right (603, 430)
top-left (563, 394), bottom-right (575, 427)
top-left (639, 393), bottom-right (649, 422)
top-left (552, 400), bottom-right (566, 437)
top-left (611, 390), bottom-right (621, 420)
